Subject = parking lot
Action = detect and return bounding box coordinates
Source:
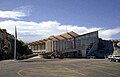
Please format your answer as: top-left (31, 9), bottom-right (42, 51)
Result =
top-left (0, 59), bottom-right (120, 77)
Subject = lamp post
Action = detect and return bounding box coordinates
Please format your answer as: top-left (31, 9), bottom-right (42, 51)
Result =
top-left (14, 26), bottom-right (17, 60)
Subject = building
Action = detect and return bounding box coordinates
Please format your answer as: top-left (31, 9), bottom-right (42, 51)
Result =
top-left (75, 31), bottom-right (99, 57)
top-left (28, 31), bottom-right (99, 58)
top-left (28, 31), bottom-right (78, 54)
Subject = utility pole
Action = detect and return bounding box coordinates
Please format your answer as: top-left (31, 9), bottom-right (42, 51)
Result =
top-left (14, 26), bottom-right (17, 60)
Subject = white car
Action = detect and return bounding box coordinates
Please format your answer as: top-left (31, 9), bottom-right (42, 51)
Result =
top-left (108, 55), bottom-right (120, 62)
top-left (114, 56), bottom-right (120, 62)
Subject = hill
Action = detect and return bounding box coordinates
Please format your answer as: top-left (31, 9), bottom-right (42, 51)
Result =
top-left (0, 28), bottom-right (32, 60)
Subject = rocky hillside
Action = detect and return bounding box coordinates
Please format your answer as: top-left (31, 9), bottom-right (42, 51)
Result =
top-left (0, 28), bottom-right (32, 60)
top-left (112, 40), bottom-right (120, 56)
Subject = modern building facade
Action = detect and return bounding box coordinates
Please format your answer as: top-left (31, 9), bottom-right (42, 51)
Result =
top-left (28, 31), bottom-right (99, 58)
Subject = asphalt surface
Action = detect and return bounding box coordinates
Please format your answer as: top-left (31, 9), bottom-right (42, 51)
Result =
top-left (0, 58), bottom-right (120, 77)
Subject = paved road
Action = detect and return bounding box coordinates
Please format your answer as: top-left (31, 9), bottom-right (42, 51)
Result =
top-left (0, 58), bottom-right (120, 77)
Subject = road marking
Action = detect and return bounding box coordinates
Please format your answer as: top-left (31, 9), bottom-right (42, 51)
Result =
top-left (90, 61), bottom-right (120, 67)
top-left (18, 69), bottom-right (25, 77)
top-left (63, 66), bottom-right (90, 77)
top-left (17, 60), bottom-right (120, 77)
top-left (88, 61), bottom-right (120, 71)
top-left (18, 66), bottom-right (84, 77)
top-left (18, 69), bottom-right (78, 77)
top-left (93, 69), bottom-right (120, 77)
top-left (72, 63), bottom-right (120, 77)
top-left (80, 62), bottom-right (120, 71)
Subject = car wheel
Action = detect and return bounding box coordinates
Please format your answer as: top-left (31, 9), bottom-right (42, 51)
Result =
top-left (116, 60), bottom-right (120, 62)
top-left (113, 59), bottom-right (116, 62)
top-left (110, 59), bottom-right (112, 62)
top-left (51, 56), bottom-right (55, 59)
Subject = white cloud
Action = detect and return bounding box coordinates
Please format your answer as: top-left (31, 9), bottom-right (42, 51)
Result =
top-left (0, 20), bottom-right (119, 42)
top-left (99, 28), bottom-right (120, 39)
top-left (13, 6), bottom-right (32, 16)
top-left (0, 6), bottom-right (31, 19)
top-left (0, 10), bottom-right (25, 19)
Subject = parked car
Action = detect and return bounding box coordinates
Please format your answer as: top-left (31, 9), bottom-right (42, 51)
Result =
top-left (108, 55), bottom-right (120, 62)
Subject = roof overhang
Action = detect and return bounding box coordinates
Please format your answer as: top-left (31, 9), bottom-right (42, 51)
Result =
top-left (29, 31), bottom-right (79, 45)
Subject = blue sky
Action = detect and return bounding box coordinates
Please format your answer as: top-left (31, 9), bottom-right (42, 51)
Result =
top-left (0, 0), bottom-right (120, 42)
